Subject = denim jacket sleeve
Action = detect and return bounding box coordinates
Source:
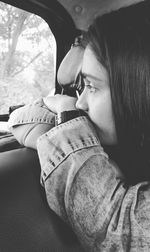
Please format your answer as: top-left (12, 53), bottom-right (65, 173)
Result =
top-left (8, 98), bottom-right (55, 146)
top-left (37, 116), bottom-right (150, 251)
top-left (8, 98), bottom-right (55, 128)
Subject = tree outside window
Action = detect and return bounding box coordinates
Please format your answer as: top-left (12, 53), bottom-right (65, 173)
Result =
top-left (0, 2), bottom-right (56, 114)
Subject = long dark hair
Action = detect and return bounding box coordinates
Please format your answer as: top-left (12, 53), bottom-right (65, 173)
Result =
top-left (87, 1), bottom-right (150, 184)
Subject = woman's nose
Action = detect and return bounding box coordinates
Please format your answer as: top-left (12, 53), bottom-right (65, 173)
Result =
top-left (76, 90), bottom-right (88, 111)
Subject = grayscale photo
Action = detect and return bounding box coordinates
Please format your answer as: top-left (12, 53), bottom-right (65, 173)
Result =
top-left (0, 0), bottom-right (150, 251)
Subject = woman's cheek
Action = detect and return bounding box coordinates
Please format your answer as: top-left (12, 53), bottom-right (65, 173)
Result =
top-left (88, 97), bottom-right (117, 145)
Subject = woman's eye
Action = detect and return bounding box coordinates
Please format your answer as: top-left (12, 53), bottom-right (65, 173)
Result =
top-left (85, 83), bottom-right (97, 93)
top-left (75, 73), bottom-right (98, 96)
top-left (84, 79), bottom-right (97, 93)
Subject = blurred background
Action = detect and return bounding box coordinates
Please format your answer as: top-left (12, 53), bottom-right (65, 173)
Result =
top-left (0, 2), bottom-right (56, 114)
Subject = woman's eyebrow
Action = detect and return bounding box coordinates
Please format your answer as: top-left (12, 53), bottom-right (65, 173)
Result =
top-left (81, 71), bottom-right (103, 82)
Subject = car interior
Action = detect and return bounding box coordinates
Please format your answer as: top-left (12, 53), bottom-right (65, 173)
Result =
top-left (0, 0), bottom-right (146, 251)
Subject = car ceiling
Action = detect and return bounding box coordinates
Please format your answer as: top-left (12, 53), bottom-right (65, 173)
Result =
top-left (57, 0), bottom-right (145, 30)
top-left (1, 0), bottom-right (145, 31)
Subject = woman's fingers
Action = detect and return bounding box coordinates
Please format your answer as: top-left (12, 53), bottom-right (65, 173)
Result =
top-left (43, 95), bottom-right (77, 113)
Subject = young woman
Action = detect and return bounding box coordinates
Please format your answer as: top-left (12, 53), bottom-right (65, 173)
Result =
top-left (9, 1), bottom-right (150, 251)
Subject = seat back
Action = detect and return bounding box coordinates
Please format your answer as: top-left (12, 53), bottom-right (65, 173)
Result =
top-left (0, 148), bottom-right (84, 252)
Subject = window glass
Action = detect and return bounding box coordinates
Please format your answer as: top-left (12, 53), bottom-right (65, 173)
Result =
top-left (0, 2), bottom-right (56, 114)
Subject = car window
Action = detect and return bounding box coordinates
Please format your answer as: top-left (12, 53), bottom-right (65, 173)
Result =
top-left (0, 2), bottom-right (56, 115)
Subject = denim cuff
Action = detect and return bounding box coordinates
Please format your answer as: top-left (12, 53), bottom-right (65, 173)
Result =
top-left (37, 116), bottom-right (105, 182)
top-left (8, 99), bottom-right (55, 128)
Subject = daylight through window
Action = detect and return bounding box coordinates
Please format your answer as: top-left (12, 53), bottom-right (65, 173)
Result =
top-left (0, 2), bottom-right (56, 114)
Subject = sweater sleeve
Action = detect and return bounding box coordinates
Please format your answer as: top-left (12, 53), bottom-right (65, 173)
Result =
top-left (37, 116), bottom-right (150, 251)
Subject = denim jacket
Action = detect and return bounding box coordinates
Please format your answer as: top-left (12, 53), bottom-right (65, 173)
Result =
top-left (8, 100), bottom-right (150, 252)
top-left (8, 98), bottom-right (55, 145)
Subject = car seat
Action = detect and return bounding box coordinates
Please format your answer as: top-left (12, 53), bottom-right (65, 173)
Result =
top-left (0, 146), bottom-right (84, 252)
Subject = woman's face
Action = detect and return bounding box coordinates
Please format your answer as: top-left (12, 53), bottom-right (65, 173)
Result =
top-left (76, 46), bottom-right (117, 145)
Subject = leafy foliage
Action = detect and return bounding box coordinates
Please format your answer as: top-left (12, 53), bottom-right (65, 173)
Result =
top-left (0, 2), bottom-right (55, 114)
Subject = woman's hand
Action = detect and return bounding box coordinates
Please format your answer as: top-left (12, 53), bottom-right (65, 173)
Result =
top-left (43, 94), bottom-right (77, 113)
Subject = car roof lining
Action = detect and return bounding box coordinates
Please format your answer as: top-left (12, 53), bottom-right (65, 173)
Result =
top-left (57, 0), bottom-right (145, 30)
top-left (2, 0), bottom-right (145, 31)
